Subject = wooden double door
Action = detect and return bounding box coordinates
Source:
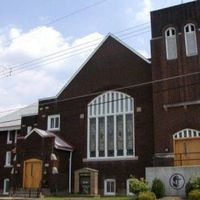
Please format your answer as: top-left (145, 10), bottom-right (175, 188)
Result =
top-left (174, 138), bottom-right (200, 166)
top-left (23, 159), bottom-right (42, 189)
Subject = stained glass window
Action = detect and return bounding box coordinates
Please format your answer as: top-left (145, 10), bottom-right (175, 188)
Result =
top-left (90, 118), bottom-right (96, 157)
top-left (107, 116), bottom-right (114, 157)
top-left (99, 117), bottom-right (105, 157)
top-left (88, 91), bottom-right (134, 159)
top-left (117, 115), bottom-right (123, 156)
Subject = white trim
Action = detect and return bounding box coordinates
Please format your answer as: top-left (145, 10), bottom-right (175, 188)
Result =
top-left (87, 91), bottom-right (135, 160)
top-left (21, 112), bottom-right (38, 117)
top-left (7, 131), bottom-right (12, 144)
top-left (14, 130), bottom-right (17, 143)
top-left (5, 151), bottom-right (12, 167)
top-left (83, 156), bottom-right (138, 162)
top-left (165, 27), bottom-right (177, 60)
top-left (0, 126), bottom-right (20, 132)
top-left (3, 178), bottom-right (9, 195)
top-left (104, 179), bottom-right (116, 196)
top-left (68, 151), bottom-right (72, 194)
top-left (39, 33), bottom-right (150, 101)
top-left (27, 126), bottom-right (32, 135)
top-left (47, 114), bottom-right (60, 131)
top-left (126, 179), bottom-right (134, 196)
top-left (173, 128), bottom-right (200, 139)
top-left (184, 23), bottom-right (198, 57)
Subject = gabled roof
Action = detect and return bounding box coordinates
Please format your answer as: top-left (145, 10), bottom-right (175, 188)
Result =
top-left (0, 103), bottom-right (38, 131)
top-left (25, 128), bottom-right (73, 151)
top-left (40, 33), bottom-right (151, 101)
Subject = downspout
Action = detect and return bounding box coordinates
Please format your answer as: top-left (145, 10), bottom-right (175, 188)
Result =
top-left (68, 151), bottom-right (73, 194)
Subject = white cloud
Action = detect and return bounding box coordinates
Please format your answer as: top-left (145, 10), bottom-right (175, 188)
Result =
top-left (0, 26), bottom-right (104, 116)
top-left (135, 0), bottom-right (152, 23)
top-left (125, 0), bottom-right (152, 24)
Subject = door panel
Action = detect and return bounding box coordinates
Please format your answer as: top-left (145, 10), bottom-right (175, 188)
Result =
top-left (174, 138), bottom-right (200, 166)
top-left (23, 159), bottom-right (42, 189)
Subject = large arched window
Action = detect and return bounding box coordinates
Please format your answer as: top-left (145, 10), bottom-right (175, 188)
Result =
top-left (184, 23), bottom-right (198, 56)
top-left (87, 91), bottom-right (134, 159)
top-left (165, 27), bottom-right (177, 60)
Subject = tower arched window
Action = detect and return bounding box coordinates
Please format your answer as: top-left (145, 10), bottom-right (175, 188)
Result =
top-left (165, 27), bottom-right (177, 60)
top-left (87, 91), bottom-right (135, 159)
top-left (184, 23), bottom-right (198, 56)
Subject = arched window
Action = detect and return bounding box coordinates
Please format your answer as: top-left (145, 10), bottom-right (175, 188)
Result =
top-left (184, 23), bottom-right (198, 56)
top-left (87, 91), bottom-right (134, 159)
top-left (173, 128), bottom-right (200, 139)
top-left (165, 27), bottom-right (177, 60)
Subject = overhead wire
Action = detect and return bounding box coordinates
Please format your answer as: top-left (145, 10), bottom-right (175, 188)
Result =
top-left (0, 22), bottom-right (150, 75)
top-left (0, 70), bottom-right (199, 122)
top-left (0, 25), bottom-right (150, 78)
top-left (0, 0), bottom-right (108, 47)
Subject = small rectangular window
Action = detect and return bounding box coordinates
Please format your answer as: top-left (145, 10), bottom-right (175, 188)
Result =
top-left (127, 179), bottom-right (134, 196)
top-left (47, 114), bottom-right (60, 131)
top-left (5, 151), bottom-right (12, 167)
top-left (3, 179), bottom-right (10, 195)
top-left (7, 131), bottom-right (12, 144)
top-left (104, 179), bottom-right (116, 195)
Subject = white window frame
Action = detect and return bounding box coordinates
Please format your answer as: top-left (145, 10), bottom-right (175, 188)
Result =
top-left (184, 23), bottom-right (198, 57)
top-left (3, 178), bottom-right (9, 195)
top-left (4, 151), bottom-right (12, 167)
top-left (165, 27), bottom-right (177, 60)
top-left (7, 131), bottom-right (12, 144)
top-left (126, 179), bottom-right (134, 196)
top-left (87, 91), bottom-right (135, 160)
top-left (47, 114), bottom-right (60, 131)
top-left (104, 179), bottom-right (116, 196)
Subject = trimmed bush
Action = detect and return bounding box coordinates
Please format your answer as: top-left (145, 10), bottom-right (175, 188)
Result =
top-left (188, 189), bottom-right (200, 200)
top-left (151, 178), bottom-right (165, 198)
top-left (137, 191), bottom-right (156, 200)
top-left (129, 177), bottom-right (148, 195)
top-left (185, 175), bottom-right (200, 196)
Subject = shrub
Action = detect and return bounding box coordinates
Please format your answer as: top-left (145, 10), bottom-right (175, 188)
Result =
top-left (151, 178), bottom-right (165, 198)
top-left (188, 189), bottom-right (200, 200)
top-left (185, 175), bottom-right (200, 196)
top-left (129, 177), bottom-right (148, 195)
top-left (137, 191), bottom-right (156, 200)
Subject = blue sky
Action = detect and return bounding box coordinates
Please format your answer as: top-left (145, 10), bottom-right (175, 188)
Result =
top-left (0, 0), bottom-right (194, 116)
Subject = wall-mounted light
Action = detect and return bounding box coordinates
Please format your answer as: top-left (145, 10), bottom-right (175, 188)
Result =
top-left (50, 153), bottom-right (57, 161)
top-left (52, 167), bottom-right (58, 174)
top-left (45, 163), bottom-right (49, 167)
top-left (10, 168), bottom-right (14, 174)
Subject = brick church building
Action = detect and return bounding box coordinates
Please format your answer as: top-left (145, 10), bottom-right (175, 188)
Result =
top-left (0, 1), bottom-right (199, 196)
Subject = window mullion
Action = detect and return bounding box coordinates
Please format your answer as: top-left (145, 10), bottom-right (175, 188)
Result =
top-left (123, 114), bottom-right (126, 156)
top-left (96, 117), bottom-right (99, 158)
top-left (105, 116), bottom-right (108, 157)
top-left (114, 115), bottom-right (117, 157)
top-left (87, 110), bottom-right (90, 158)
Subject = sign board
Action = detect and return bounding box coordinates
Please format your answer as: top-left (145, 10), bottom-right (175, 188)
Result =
top-left (146, 166), bottom-right (200, 196)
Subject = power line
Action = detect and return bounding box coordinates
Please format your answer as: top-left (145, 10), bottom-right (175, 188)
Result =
top-left (38, 71), bottom-right (200, 106)
top-left (0, 0), bottom-right (108, 47)
top-left (0, 22), bottom-right (150, 76)
top-left (0, 70), bottom-right (199, 122)
top-left (0, 26), bottom-right (150, 78)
